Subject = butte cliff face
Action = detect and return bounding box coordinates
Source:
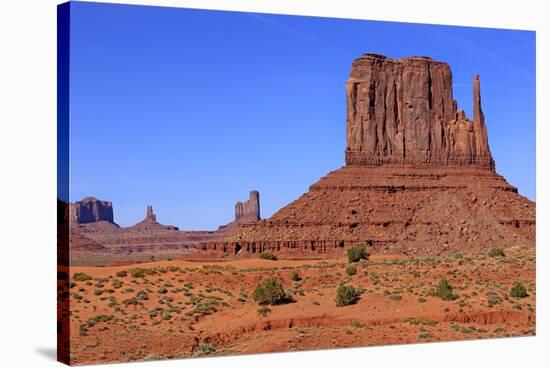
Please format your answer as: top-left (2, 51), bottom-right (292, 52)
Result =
top-left (200, 54), bottom-right (534, 258)
top-left (70, 197), bottom-right (115, 224)
top-left (345, 54), bottom-right (494, 169)
top-left (235, 191), bottom-right (261, 222)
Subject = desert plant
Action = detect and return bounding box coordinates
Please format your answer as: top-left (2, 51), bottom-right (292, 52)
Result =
top-left (488, 248), bottom-right (506, 257)
top-left (347, 244), bottom-right (369, 263)
top-left (432, 279), bottom-right (459, 300)
top-left (253, 278), bottom-right (288, 305)
top-left (259, 252), bottom-right (278, 261)
top-left (291, 271), bottom-right (301, 281)
top-left (196, 342), bottom-right (216, 356)
top-left (346, 265), bottom-right (357, 276)
top-left (257, 305), bottom-right (272, 317)
top-left (129, 267), bottom-right (156, 278)
top-left (510, 282), bottom-right (528, 298)
top-left (336, 284), bottom-right (359, 307)
top-left (73, 272), bottom-right (93, 282)
top-left (115, 270), bottom-right (128, 277)
top-left (136, 289), bottom-right (149, 301)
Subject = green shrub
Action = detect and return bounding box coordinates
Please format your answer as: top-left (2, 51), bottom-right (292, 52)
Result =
top-left (86, 314), bottom-right (113, 327)
top-left (259, 252), bottom-right (278, 261)
top-left (291, 271), bottom-right (301, 281)
top-left (129, 267), bottom-right (156, 278)
top-left (346, 265), bottom-right (357, 276)
top-left (488, 248), bottom-right (506, 257)
top-left (111, 279), bottom-right (123, 289)
top-left (257, 305), bottom-right (272, 317)
top-left (510, 282), bottom-right (528, 298)
top-left (347, 244), bottom-right (369, 263)
top-left (73, 272), bottom-right (93, 282)
top-left (432, 279), bottom-right (459, 301)
top-left (136, 289), bottom-right (149, 301)
top-left (253, 278), bottom-right (288, 305)
top-left (115, 270), bottom-right (127, 277)
top-left (196, 342), bottom-right (216, 356)
top-left (336, 284), bottom-right (359, 307)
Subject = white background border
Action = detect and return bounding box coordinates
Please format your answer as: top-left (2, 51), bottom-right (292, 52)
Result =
top-left (0, 0), bottom-right (546, 366)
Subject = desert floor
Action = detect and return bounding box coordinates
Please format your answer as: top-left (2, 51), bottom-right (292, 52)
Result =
top-left (60, 246), bottom-right (535, 365)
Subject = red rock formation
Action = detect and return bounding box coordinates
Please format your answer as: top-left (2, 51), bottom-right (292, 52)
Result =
top-left (70, 197), bottom-right (115, 224)
top-left (200, 54), bottom-right (534, 259)
top-left (130, 205), bottom-right (178, 231)
top-left (345, 54), bottom-right (494, 169)
top-left (235, 191), bottom-right (260, 222)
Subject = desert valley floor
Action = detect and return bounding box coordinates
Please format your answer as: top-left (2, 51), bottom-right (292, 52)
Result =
top-left (60, 245), bottom-right (535, 365)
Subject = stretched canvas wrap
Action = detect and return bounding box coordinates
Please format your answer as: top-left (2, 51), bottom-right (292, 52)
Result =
top-left (57, 1), bottom-right (536, 365)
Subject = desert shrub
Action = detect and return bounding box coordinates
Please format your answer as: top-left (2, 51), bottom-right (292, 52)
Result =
top-left (122, 297), bottom-right (138, 306)
top-left (389, 293), bottom-right (402, 301)
top-left (86, 314), bottom-right (113, 327)
top-left (257, 305), bottom-right (272, 317)
top-left (432, 279), bottom-right (459, 300)
top-left (111, 279), bottom-right (123, 289)
top-left (73, 272), bottom-right (93, 282)
top-left (336, 284), bottom-right (359, 307)
top-left (196, 342), bottom-right (216, 356)
top-left (259, 252), bottom-right (278, 261)
top-left (347, 244), bottom-right (369, 263)
top-left (115, 270), bottom-right (128, 277)
top-left (136, 289), bottom-right (149, 301)
top-left (418, 331), bottom-right (432, 339)
top-left (253, 278), bottom-right (288, 305)
top-left (350, 320), bottom-right (362, 328)
top-left (93, 289), bottom-right (104, 296)
top-left (129, 267), bottom-right (156, 278)
top-left (291, 271), bottom-right (301, 281)
top-left (405, 317), bottom-right (438, 326)
top-left (510, 282), bottom-right (528, 298)
top-left (488, 248), bottom-right (506, 257)
top-left (346, 265), bottom-right (357, 276)
top-left (193, 302), bottom-right (217, 316)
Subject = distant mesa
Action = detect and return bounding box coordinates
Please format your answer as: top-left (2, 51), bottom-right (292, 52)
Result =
top-left (70, 197), bottom-right (116, 225)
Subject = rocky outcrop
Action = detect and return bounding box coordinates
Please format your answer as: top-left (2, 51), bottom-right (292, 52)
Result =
top-left (130, 205), bottom-right (179, 231)
top-left (235, 191), bottom-right (260, 222)
top-left (200, 54), bottom-right (534, 259)
top-left (217, 191), bottom-right (262, 232)
top-left (345, 54), bottom-right (494, 169)
top-left (70, 197), bottom-right (115, 224)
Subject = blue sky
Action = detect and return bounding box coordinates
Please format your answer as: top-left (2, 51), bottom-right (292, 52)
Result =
top-left (68, 1), bottom-right (536, 230)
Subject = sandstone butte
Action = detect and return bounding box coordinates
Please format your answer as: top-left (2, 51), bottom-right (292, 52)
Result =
top-left (200, 54), bottom-right (535, 258)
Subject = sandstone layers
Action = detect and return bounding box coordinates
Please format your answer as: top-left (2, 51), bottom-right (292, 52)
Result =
top-left (201, 54), bottom-right (535, 258)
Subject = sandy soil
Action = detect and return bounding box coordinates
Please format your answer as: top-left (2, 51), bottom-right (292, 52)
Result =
top-left (59, 246), bottom-right (535, 365)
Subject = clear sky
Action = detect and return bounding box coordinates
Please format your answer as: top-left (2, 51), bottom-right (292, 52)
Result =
top-left (68, 1), bottom-right (536, 230)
